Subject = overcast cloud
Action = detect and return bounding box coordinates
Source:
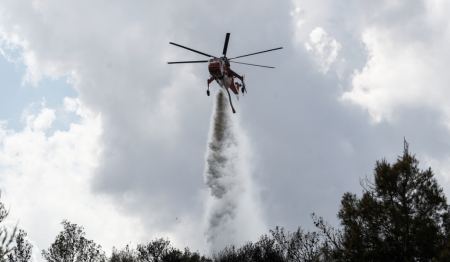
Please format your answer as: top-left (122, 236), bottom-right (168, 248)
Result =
top-left (1, 0), bottom-right (450, 260)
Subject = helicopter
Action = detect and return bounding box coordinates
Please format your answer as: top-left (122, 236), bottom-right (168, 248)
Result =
top-left (167, 33), bottom-right (282, 113)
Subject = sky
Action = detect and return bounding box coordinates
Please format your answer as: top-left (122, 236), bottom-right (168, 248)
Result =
top-left (1, 0), bottom-right (450, 260)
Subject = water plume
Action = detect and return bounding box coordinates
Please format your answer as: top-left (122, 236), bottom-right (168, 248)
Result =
top-left (204, 91), bottom-right (265, 253)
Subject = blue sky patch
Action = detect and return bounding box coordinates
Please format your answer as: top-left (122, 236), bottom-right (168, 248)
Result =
top-left (0, 56), bottom-right (78, 131)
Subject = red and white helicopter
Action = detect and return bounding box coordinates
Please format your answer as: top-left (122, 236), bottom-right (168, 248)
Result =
top-left (168, 33), bottom-right (282, 113)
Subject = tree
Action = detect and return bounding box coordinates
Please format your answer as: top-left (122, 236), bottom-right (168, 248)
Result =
top-left (136, 238), bottom-right (210, 262)
top-left (110, 245), bottom-right (137, 262)
top-left (0, 195), bottom-right (16, 261)
top-left (7, 229), bottom-right (32, 262)
top-left (214, 235), bottom-right (284, 262)
top-left (268, 216), bottom-right (344, 262)
top-left (271, 226), bottom-right (322, 262)
top-left (42, 220), bottom-right (106, 262)
top-left (336, 141), bottom-right (450, 261)
top-left (137, 238), bottom-right (171, 262)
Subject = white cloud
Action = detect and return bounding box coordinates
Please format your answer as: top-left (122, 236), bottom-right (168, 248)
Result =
top-left (27, 107), bottom-right (55, 131)
top-left (0, 101), bottom-right (147, 260)
top-left (2, 0), bottom-right (450, 259)
top-left (342, 16), bottom-right (450, 124)
top-left (0, 0), bottom-right (212, 254)
top-left (304, 27), bottom-right (341, 73)
top-left (342, 27), bottom-right (428, 122)
top-left (290, 5), bottom-right (306, 43)
top-left (332, 0), bottom-right (450, 125)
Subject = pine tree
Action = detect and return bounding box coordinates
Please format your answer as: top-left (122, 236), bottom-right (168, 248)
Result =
top-left (7, 230), bottom-right (32, 262)
top-left (336, 141), bottom-right (450, 261)
top-left (42, 220), bottom-right (106, 262)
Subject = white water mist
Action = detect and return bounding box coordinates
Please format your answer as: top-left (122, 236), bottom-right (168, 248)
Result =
top-left (203, 91), bottom-right (265, 253)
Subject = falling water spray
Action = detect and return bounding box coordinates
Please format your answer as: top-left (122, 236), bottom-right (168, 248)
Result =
top-left (204, 91), bottom-right (265, 253)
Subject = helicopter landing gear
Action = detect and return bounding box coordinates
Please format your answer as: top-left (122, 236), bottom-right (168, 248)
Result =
top-left (207, 77), bottom-right (214, 97)
top-left (231, 70), bottom-right (246, 95)
top-left (225, 87), bottom-right (236, 114)
top-left (241, 82), bottom-right (246, 94)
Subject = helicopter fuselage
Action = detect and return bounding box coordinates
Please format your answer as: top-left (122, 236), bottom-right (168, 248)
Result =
top-left (208, 57), bottom-right (240, 95)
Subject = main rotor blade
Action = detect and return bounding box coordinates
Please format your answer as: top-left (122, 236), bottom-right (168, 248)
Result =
top-left (230, 61), bottom-right (275, 68)
top-left (222, 33), bottom-right (230, 56)
top-left (169, 42), bottom-right (216, 58)
top-left (167, 60), bottom-right (209, 64)
top-left (229, 47), bottom-right (283, 60)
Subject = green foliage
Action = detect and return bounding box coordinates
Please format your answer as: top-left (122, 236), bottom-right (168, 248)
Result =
top-left (110, 239), bottom-right (210, 262)
top-left (214, 235), bottom-right (284, 262)
top-left (7, 229), bottom-right (32, 262)
top-left (136, 238), bottom-right (210, 262)
top-left (137, 238), bottom-right (171, 261)
top-left (4, 141), bottom-right (450, 262)
top-left (336, 142), bottom-right (450, 261)
top-left (42, 220), bottom-right (106, 262)
top-left (110, 245), bottom-right (137, 262)
top-left (271, 227), bottom-right (323, 262)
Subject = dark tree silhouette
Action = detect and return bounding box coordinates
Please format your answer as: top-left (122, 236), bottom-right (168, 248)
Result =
top-left (42, 220), bottom-right (106, 262)
top-left (109, 239), bottom-right (210, 262)
top-left (7, 229), bottom-right (32, 262)
top-left (270, 223), bottom-right (337, 262)
top-left (336, 141), bottom-right (450, 261)
top-left (136, 238), bottom-right (210, 262)
top-left (110, 245), bottom-right (137, 262)
top-left (4, 141), bottom-right (450, 262)
top-left (137, 238), bottom-right (171, 261)
top-left (214, 235), bottom-right (284, 262)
